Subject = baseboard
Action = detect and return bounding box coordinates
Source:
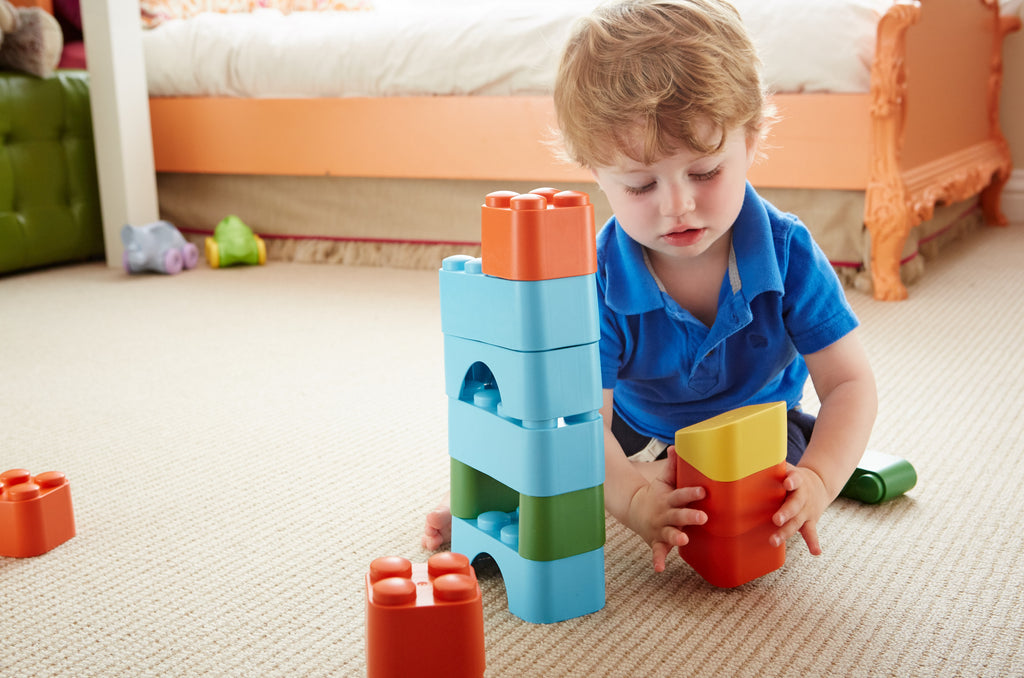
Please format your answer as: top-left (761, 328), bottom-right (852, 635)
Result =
top-left (1001, 168), bottom-right (1024, 224)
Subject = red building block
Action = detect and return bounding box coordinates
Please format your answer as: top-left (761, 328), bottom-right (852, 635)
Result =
top-left (0, 468), bottom-right (76, 558)
top-left (678, 458), bottom-right (787, 538)
top-left (365, 551), bottom-right (485, 678)
top-left (481, 188), bottom-right (597, 282)
top-left (678, 520), bottom-right (785, 589)
top-left (676, 457), bottom-right (787, 587)
top-left (674, 403), bottom-right (787, 587)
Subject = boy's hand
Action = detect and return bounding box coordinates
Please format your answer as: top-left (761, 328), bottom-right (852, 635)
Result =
top-left (771, 464), bottom-right (829, 555)
top-left (627, 448), bottom-right (708, 572)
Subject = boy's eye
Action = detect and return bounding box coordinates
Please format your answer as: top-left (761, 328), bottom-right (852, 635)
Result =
top-left (624, 181), bottom-right (656, 196)
top-left (691, 167), bottom-right (721, 182)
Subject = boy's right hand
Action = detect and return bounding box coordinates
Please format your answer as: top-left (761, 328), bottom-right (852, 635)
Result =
top-left (627, 448), bottom-right (708, 572)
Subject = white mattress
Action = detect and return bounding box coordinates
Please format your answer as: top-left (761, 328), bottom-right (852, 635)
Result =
top-left (141, 0), bottom-right (1018, 98)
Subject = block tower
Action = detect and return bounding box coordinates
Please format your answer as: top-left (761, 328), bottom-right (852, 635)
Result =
top-left (439, 188), bottom-right (605, 624)
top-left (674, 402), bottom-right (788, 587)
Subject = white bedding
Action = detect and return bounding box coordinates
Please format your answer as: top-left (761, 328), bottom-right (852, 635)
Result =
top-left (143, 0), bottom-right (901, 98)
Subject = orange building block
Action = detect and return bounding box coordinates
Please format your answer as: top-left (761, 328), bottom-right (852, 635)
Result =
top-left (480, 188), bottom-right (597, 282)
top-left (365, 552), bottom-right (485, 678)
top-left (0, 468), bottom-right (76, 558)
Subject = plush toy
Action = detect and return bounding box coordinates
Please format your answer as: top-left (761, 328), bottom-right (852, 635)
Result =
top-left (0, 0), bottom-right (63, 79)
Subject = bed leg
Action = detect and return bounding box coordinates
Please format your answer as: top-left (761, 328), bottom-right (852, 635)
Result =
top-left (981, 182), bottom-right (1009, 227)
top-left (865, 183), bottom-right (911, 302)
top-left (980, 169), bottom-right (1011, 227)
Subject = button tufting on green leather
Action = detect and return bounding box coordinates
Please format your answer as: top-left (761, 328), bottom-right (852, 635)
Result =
top-left (0, 71), bottom-right (103, 274)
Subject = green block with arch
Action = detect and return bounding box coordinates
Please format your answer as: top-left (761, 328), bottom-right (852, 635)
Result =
top-left (450, 458), bottom-right (604, 562)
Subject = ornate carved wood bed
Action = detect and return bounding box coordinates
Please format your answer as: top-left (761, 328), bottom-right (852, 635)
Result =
top-left (67, 0), bottom-right (1021, 300)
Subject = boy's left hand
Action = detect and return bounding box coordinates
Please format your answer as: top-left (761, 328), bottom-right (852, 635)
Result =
top-left (771, 464), bottom-right (829, 555)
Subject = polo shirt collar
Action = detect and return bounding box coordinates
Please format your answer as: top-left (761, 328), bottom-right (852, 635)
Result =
top-left (603, 216), bottom-right (663, 314)
top-left (730, 182), bottom-right (785, 301)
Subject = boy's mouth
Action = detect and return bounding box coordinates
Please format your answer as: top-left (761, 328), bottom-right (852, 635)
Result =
top-left (662, 228), bottom-right (705, 247)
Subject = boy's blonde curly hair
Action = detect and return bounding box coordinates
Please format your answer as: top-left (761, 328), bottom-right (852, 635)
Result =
top-left (554, 0), bottom-right (773, 168)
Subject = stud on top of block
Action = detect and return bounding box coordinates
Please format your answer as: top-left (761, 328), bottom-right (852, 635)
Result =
top-left (481, 188), bottom-right (597, 282)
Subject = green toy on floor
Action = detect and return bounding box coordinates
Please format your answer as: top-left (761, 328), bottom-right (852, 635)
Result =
top-left (205, 215), bottom-right (267, 268)
top-left (840, 450), bottom-right (917, 504)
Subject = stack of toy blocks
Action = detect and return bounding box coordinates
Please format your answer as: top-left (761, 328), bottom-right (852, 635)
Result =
top-left (365, 552), bottom-right (485, 678)
top-left (439, 188), bottom-right (605, 623)
top-left (0, 468), bottom-right (76, 558)
top-left (674, 402), bottom-right (788, 587)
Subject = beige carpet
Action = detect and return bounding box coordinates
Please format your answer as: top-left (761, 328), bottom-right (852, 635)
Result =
top-left (2, 223), bottom-right (1023, 678)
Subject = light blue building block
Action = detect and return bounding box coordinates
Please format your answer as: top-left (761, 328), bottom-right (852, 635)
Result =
top-left (443, 336), bottom-right (601, 424)
top-left (448, 394), bottom-right (603, 497)
top-left (440, 255), bottom-right (599, 352)
top-left (452, 516), bottom-right (605, 624)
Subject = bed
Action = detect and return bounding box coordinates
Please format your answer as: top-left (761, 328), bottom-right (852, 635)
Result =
top-left (126, 0), bottom-right (1021, 300)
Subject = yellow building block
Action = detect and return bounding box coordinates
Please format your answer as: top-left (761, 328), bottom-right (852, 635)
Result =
top-left (674, 402), bottom-right (787, 482)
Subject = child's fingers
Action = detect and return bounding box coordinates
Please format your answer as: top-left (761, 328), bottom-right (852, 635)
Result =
top-left (658, 524), bottom-right (689, 547)
top-left (799, 522), bottom-right (823, 556)
top-left (669, 507), bottom-right (707, 529)
top-left (773, 487), bottom-right (806, 528)
top-left (670, 485), bottom-right (706, 505)
top-left (782, 463), bottom-right (801, 492)
top-left (770, 494), bottom-right (806, 546)
top-left (651, 541), bottom-right (672, 573)
top-left (659, 446), bottom-right (678, 486)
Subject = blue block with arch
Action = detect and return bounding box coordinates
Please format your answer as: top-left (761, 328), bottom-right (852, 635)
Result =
top-left (452, 516), bottom-right (605, 624)
top-left (443, 336), bottom-right (601, 424)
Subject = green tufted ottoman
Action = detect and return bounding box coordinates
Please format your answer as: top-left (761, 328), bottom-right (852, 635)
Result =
top-left (0, 71), bottom-right (103, 275)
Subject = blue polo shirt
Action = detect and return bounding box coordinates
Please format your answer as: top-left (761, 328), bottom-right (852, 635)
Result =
top-left (598, 182), bottom-right (859, 443)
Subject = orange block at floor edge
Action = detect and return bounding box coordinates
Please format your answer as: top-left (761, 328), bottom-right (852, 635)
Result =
top-left (0, 468), bottom-right (76, 558)
top-left (365, 552), bottom-right (485, 678)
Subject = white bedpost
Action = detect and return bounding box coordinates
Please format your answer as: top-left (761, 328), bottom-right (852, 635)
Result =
top-left (80, 0), bottom-right (160, 269)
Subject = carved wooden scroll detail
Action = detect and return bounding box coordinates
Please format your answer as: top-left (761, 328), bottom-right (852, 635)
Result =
top-left (865, 1), bottom-right (919, 301)
top-left (865, 0), bottom-right (1020, 301)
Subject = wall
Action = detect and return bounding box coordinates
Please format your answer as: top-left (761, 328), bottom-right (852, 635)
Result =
top-left (1000, 20), bottom-right (1024, 221)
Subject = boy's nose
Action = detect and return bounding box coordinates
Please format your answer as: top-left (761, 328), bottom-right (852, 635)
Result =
top-left (660, 184), bottom-right (696, 217)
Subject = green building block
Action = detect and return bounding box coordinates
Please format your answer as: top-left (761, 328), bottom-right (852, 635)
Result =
top-left (450, 458), bottom-right (519, 519)
top-left (840, 450), bottom-right (917, 504)
top-left (518, 485), bottom-right (604, 562)
top-left (450, 458), bottom-right (604, 562)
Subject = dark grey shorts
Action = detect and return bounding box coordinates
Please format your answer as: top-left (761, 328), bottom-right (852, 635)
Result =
top-left (612, 408), bottom-right (816, 467)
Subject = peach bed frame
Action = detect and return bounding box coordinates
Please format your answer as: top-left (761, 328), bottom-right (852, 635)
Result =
top-left (145, 0), bottom-right (1020, 300)
top-left (75, 0), bottom-right (1019, 300)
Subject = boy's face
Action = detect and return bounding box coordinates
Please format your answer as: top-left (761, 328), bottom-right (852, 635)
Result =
top-left (591, 124), bottom-right (756, 264)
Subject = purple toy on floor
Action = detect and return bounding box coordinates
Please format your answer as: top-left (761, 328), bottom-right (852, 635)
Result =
top-left (121, 221), bottom-right (200, 275)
